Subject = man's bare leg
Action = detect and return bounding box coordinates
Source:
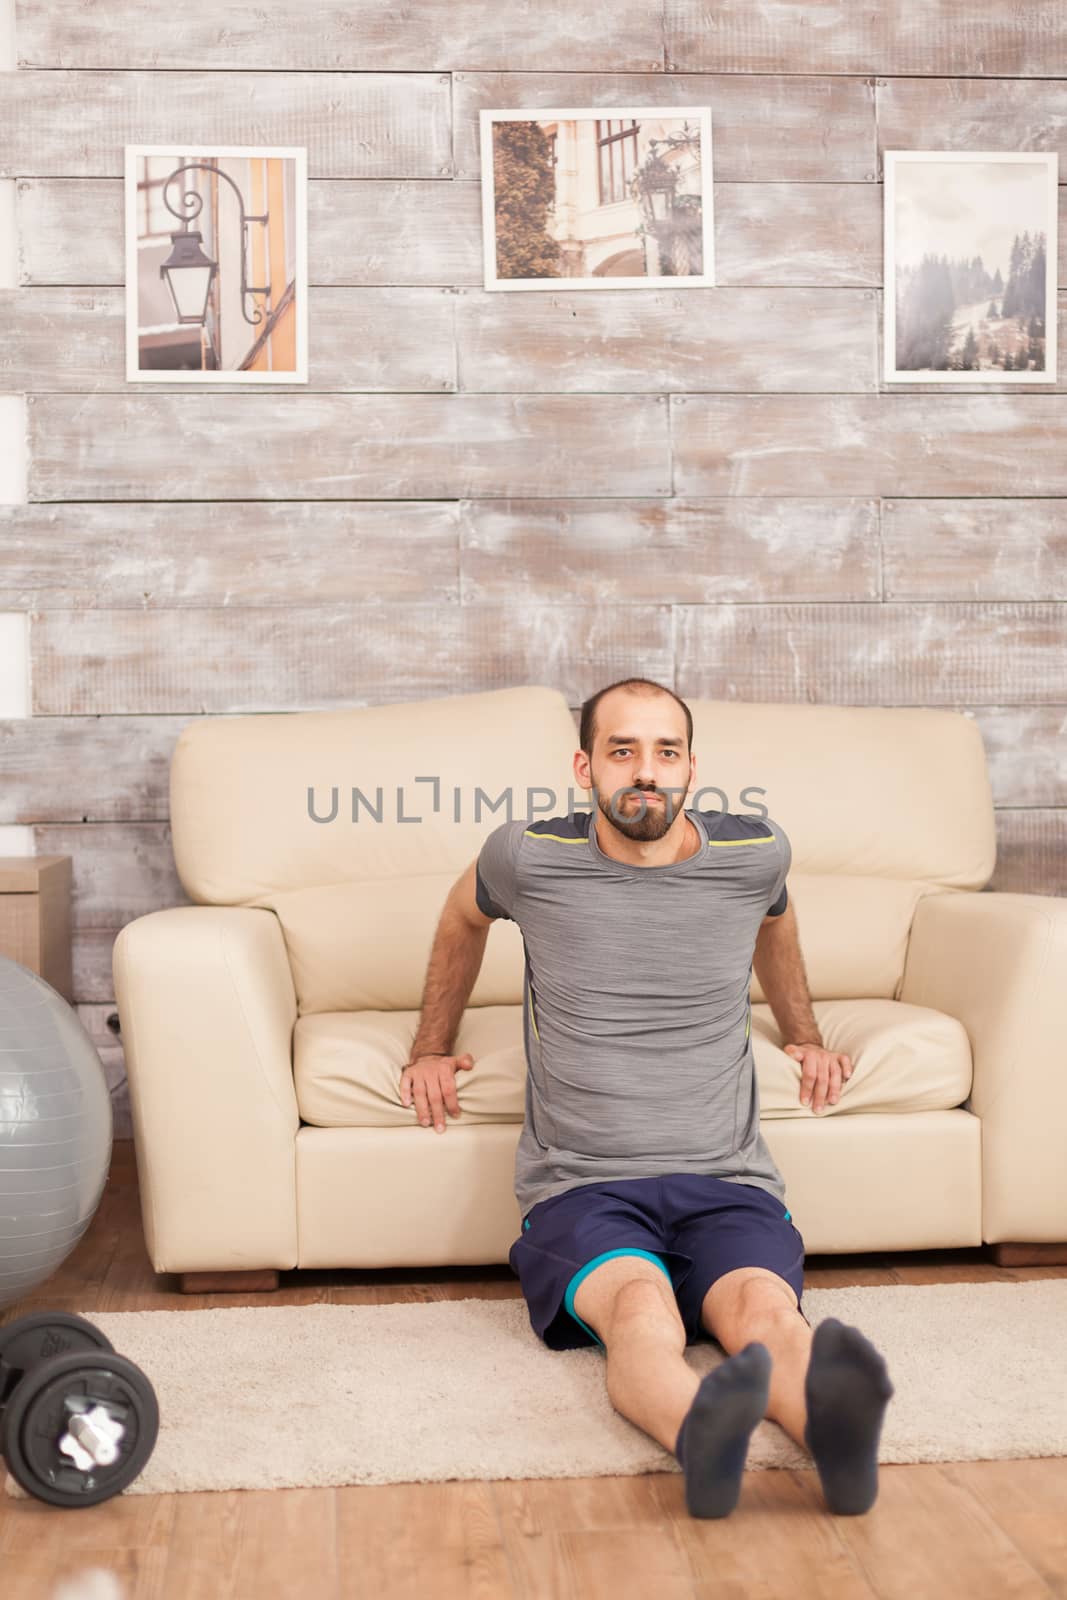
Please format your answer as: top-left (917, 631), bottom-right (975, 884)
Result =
top-left (574, 1266), bottom-right (700, 1454)
top-left (572, 1257), bottom-right (772, 1518)
top-left (571, 1257), bottom-right (892, 1518)
top-left (700, 1267), bottom-right (814, 1448)
top-left (702, 1267), bottom-right (894, 1514)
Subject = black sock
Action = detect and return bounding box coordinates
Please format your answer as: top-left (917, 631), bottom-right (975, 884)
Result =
top-left (674, 1342), bottom-right (772, 1519)
top-left (804, 1317), bottom-right (894, 1515)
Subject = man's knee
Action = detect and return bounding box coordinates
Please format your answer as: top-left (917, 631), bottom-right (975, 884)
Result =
top-left (701, 1266), bottom-right (801, 1348)
top-left (572, 1256), bottom-right (684, 1349)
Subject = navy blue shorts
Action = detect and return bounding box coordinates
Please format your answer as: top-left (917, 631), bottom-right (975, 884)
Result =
top-left (509, 1173), bottom-right (806, 1351)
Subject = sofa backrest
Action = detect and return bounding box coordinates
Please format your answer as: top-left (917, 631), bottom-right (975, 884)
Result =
top-left (169, 685), bottom-right (579, 1014)
top-left (685, 700), bottom-right (996, 1004)
top-left (169, 688), bottom-right (996, 1014)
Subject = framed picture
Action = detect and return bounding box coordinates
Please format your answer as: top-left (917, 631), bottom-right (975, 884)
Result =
top-left (479, 107), bottom-right (714, 290)
top-left (124, 145), bottom-right (309, 382)
top-left (883, 150), bottom-right (1057, 383)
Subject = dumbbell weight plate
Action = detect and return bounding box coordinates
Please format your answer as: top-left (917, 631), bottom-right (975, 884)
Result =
top-left (0, 1313), bottom-right (114, 1409)
top-left (0, 1312), bottom-right (114, 1369)
top-left (1, 1350), bottom-right (160, 1508)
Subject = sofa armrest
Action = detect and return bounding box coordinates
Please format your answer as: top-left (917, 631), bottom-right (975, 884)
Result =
top-left (899, 891), bottom-right (1067, 1244)
top-left (113, 905), bottom-right (299, 1274)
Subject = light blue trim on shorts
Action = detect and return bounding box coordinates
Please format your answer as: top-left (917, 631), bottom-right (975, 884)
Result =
top-left (563, 1248), bottom-right (673, 1349)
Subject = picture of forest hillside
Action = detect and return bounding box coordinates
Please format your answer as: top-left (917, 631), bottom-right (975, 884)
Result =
top-left (895, 230), bottom-right (1048, 372)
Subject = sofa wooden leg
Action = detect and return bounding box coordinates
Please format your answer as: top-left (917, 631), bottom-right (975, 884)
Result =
top-left (990, 1242), bottom-right (1067, 1267)
top-left (179, 1269), bottom-right (280, 1294)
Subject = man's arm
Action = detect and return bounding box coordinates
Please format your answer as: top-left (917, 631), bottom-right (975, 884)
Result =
top-left (409, 860), bottom-right (494, 1061)
top-left (753, 899), bottom-right (854, 1111)
top-left (753, 900), bottom-right (821, 1047)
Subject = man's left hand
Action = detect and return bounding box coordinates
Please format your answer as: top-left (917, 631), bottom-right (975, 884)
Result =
top-left (783, 1043), bottom-right (853, 1113)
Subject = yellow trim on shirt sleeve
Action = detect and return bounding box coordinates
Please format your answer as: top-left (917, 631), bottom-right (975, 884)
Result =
top-left (706, 835), bottom-right (777, 848)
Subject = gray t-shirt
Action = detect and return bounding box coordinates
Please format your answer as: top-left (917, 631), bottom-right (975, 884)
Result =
top-left (475, 807), bottom-right (792, 1217)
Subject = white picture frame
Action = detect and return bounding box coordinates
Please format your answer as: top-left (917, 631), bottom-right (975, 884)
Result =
top-left (883, 149), bottom-right (1057, 384)
top-left (479, 107), bottom-right (715, 290)
top-left (124, 144), bottom-right (309, 383)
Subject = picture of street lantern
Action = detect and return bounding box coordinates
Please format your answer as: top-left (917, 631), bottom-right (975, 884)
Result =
top-left (124, 145), bottom-right (308, 382)
top-left (632, 127), bottom-right (706, 278)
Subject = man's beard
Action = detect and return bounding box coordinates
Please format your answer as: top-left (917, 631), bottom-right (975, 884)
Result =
top-left (597, 784), bottom-right (685, 842)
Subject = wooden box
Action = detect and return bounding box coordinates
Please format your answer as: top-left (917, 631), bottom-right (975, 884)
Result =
top-left (0, 855), bottom-right (73, 1002)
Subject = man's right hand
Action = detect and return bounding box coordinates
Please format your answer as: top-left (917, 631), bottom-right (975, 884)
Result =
top-left (400, 1053), bottom-right (474, 1133)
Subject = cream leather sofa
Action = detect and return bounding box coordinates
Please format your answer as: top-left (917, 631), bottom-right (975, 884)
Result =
top-left (112, 684), bottom-right (1067, 1286)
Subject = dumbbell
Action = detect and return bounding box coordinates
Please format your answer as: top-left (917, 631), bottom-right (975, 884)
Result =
top-left (0, 1311), bottom-right (159, 1508)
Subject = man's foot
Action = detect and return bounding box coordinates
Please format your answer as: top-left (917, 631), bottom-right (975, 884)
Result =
top-left (674, 1342), bottom-right (772, 1518)
top-left (804, 1317), bottom-right (894, 1515)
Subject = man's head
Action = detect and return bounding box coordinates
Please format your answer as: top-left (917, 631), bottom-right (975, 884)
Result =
top-left (576, 678), bottom-right (696, 842)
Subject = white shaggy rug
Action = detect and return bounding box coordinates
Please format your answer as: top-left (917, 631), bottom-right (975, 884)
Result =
top-left (5, 1282), bottom-right (1066, 1499)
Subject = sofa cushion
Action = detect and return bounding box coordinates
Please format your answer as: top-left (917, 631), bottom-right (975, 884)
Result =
top-left (269, 876), bottom-right (527, 1015)
top-left (169, 683), bottom-right (578, 1014)
top-left (293, 998), bottom-right (972, 1128)
top-left (686, 701), bottom-right (995, 888)
top-left (751, 999), bottom-right (972, 1116)
top-left (294, 1004), bottom-right (527, 1126)
top-left (270, 869), bottom-right (944, 1014)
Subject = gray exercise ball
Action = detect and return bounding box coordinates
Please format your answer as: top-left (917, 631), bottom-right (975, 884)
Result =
top-left (0, 956), bottom-right (112, 1312)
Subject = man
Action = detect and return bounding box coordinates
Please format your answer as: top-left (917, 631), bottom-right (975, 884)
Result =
top-left (400, 676), bottom-right (893, 1519)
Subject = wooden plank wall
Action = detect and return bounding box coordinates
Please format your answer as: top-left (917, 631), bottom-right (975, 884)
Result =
top-left (2, 3), bottom-right (1066, 1134)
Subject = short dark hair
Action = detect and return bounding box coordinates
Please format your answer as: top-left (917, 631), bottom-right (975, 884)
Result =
top-left (579, 677), bottom-right (693, 759)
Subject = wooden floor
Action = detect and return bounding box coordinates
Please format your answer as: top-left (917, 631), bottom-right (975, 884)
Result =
top-left (2, 1142), bottom-right (1066, 1600)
